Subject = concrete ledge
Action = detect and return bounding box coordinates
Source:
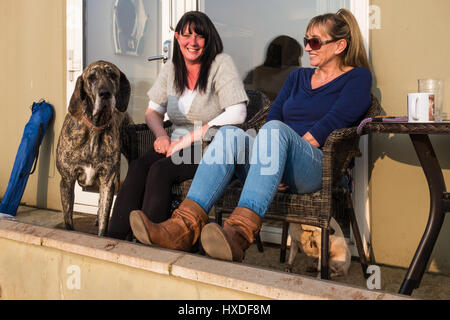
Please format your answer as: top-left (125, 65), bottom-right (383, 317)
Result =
top-left (0, 220), bottom-right (412, 300)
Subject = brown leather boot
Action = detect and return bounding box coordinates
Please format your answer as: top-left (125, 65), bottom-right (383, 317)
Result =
top-left (129, 198), bottom-right (209, 252)
top-left (201, 207), bottom-right (262, 262)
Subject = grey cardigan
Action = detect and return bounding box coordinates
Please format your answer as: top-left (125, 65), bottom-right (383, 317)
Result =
top-left (147, 53), bottom-right (248, 139)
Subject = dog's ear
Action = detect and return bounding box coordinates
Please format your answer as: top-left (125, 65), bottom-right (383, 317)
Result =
top-left (68, 75), bottom-right (86, 116)
top-left (115, 71), bottom-right (131, 112)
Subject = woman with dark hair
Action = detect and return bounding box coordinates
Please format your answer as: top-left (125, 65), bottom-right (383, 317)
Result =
top-left (108, 11), bottom-right (248, 242)
top-left (129, 9), bottom-right (372, 259)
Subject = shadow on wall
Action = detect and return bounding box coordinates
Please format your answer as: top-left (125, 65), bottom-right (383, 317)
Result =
top-left (369, 132), bottom-right (450, 275)
top-left (244, 35), bottom-right (303, 102)
top-left (370, 134), bottom-right (450, 173)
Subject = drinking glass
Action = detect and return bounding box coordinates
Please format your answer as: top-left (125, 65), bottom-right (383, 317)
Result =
top-left (419, 79), bottom-right (444, 121)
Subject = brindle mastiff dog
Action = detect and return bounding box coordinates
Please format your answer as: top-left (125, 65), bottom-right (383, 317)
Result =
top-left (56, 60), bottom-right (131, 236)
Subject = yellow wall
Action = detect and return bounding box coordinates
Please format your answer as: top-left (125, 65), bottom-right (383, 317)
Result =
top-left (0, 0), bottom-right (66, 210)
top-left (370, 0), bottom-right (450, 273)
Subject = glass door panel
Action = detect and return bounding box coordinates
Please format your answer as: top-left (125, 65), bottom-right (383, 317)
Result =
top-left (85, 0), bottom-right (161, 123)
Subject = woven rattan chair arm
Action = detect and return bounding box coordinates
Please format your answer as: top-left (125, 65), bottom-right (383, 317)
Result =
top-left (128, 120), bottom-right (172, 132)
top-left (240, 105), bottom-right (271, 132)
top-left (322, 126), bottom-right (359, 153)
top-left (320, 126), bottom-right (361, 211)
top-left (322, 126), bottom-right (361, 173)
top-left (240, 90), bottom-right (272, 132)
top-left (122, 121), bottom-right (173, 162)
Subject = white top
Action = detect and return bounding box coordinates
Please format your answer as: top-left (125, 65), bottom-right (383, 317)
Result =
top-left (148, 88), bottom-right (247, 127)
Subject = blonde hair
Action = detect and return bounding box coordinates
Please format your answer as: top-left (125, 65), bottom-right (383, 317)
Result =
top-left (306, 8), bottom-right (370, 71)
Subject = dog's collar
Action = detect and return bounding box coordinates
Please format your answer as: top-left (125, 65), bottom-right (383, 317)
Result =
top-left (81, 115), bottom-right (111, 133)
top-left (70, 113), bottom-right (111, 133)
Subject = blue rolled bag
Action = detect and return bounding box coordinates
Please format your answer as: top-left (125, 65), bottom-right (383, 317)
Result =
top-left (0, 100), bottom-right (54, 216)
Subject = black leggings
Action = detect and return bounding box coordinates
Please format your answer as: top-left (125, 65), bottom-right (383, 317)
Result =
top-left (107, 145), bottom-right (199, 240)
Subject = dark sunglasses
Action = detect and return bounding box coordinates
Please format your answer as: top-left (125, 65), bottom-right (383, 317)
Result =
top-left (303, 37), bottom-right (336, 50)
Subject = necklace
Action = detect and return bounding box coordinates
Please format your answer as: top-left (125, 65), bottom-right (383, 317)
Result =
top-left (316, 69), bottom-right (340, 84)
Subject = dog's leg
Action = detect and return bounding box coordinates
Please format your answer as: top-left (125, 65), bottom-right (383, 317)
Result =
top-left (285, 240), bottom-right (299, 273)
top-left (60, 178), bottom-right (76, 230)
top-left (97, 175), bottom-right (116, 236)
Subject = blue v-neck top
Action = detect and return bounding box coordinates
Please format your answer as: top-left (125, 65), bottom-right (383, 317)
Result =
top-left (266, 67), bottom-right (372, 146)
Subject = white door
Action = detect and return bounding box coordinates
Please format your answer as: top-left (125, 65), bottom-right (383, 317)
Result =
top-left (199, 0), bottom-right (370, 255)
top-left (66, 0), bottom-right (196, 214)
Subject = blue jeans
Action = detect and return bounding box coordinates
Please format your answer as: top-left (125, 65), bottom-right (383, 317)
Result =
top-left (186, 120), bottom-right (323, 219)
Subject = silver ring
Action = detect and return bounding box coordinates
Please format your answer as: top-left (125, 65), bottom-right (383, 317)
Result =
top-left (157, 147), bottom-right (161, 150)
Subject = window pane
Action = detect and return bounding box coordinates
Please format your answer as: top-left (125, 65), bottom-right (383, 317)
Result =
top-left (85, 0), bottom-right (160, 122)
top-left (204, 0), bottom-right (349, 101)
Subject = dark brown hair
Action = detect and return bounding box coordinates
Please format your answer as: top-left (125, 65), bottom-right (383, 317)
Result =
top-left (172, 11), bottom-right (223, 94)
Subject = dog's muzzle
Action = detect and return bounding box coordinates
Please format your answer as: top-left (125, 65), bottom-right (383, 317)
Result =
top-left (93, 86), bottom-right (115, 116)
top-left (99, 88), bottom-right (112, 100)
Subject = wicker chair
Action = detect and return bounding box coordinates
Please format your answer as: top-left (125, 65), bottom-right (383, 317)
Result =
top-left (121, 90), bottom-right (382, 280)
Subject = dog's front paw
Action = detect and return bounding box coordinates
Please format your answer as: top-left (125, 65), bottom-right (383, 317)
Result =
top-left (63, 214), bottom-right (74, 231)
top-left (64, 222), bottom-right (74, 231)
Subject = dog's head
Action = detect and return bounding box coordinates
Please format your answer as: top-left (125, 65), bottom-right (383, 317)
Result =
top-left (69, 60), bottom-right (131, 117)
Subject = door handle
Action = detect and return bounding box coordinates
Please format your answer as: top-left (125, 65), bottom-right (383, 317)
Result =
top-left (147, 55), bottom-right (168, 63)
top-left (148, 40), bottom-right (171, 64)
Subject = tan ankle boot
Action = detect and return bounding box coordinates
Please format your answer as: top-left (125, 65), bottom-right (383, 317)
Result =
top-left (201, 207), bottom-right (262, 262)
top-left (129, 198), bottom-right (209, 251)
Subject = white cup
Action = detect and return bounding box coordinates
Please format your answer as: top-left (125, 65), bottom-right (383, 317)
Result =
top-left (408, 93), bottom-right (435, 122)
